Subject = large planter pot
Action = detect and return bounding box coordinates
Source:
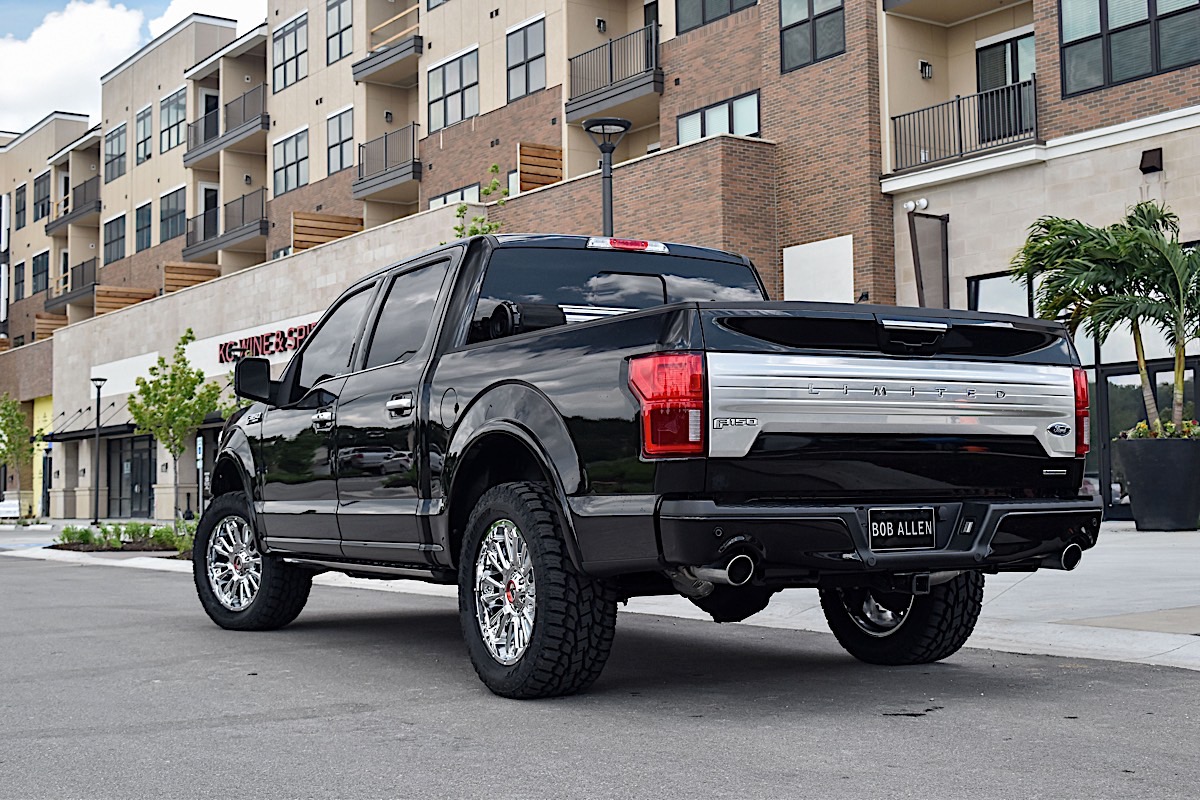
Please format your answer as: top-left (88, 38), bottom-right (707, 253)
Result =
top-left (1114, 438), bottom-right (1200, 531)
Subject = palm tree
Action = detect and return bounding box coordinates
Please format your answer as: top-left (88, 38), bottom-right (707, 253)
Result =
top-left (1011, 202), bottom-right (1187, 430)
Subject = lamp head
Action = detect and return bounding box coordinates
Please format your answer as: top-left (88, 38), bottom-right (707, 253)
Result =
top-left (91, 377), bottom-right (107, 389)
top-left (583, 117), bottom-right (632, 151)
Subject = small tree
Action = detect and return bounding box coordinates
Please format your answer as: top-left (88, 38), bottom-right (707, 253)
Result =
top-left (453, 164), bottom-right (509, 238)
top-left (0, 393), bottom-right (35, 515)
top-left (127, 329), bottom-right (222, 530)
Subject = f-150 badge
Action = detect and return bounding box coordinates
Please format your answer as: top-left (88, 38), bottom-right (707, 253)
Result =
top-left (713, 418), bottom-right (759, 429)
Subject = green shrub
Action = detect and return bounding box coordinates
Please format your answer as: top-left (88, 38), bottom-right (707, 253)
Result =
top-left (122, 521), bottom-right (153, 541)
top-left (56, 525), bottom-right (92, 545)
top-left (150, 525), bottom-right (176, 548)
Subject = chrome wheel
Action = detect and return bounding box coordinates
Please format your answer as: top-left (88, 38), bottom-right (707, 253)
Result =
top-left (840, 588), bottom-right (914, 638)
top-left (474, 518), bottom-right (536, 666)
top-left (206, 515), bottom-right (262, 612)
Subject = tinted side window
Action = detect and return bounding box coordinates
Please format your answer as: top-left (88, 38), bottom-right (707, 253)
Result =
top-left (297, 285), bottom-right (374, 391)
top-left (364, 261), bottom-right (449, 369)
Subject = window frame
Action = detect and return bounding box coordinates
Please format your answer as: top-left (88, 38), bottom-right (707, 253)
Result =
top-left (966, 269), bottom-right (1035, 317)
top-left (326, 0), bottom-right (353, 64)
top-left (273, 128), bottom-right (310, 197)
top-left (135, 202), bottom-right (152, 252)
top-left (273, 13), bottom-right (310, 93)
top-left (160, 88), bottom-right (186, 153)
top-left (287, 282), bottom-right (378, 401)
top-left (676, 91), bottom-right (761, 145)
top-left (13, 185), bottom-right (25, 230)
top-left (429, 0), bottom-right (447, 9)
top-left (361, 259), bottom-right (452, 369)
top-left (428, 183), bottom-right (480, 209)
top-left (1058, 0), bottom-right (1200, 97)
top-left (160, 187), bottom-right (186, 242)
top-left (104, 124), bottom-right (127, 183)
top-left (32, 172), bottom-right (51, 222)
top-left (135, 106), bottom-right (152, 165)
top-left (326, 108), bottom-right (354, 175)
top-left (427, 49), bottom-right (480, 133)
top-left (12, 262), bottom-right (23, 301)
top-left (103, 215), bottom-right (127, 264)
top-left (677, 0), bottom-right (757, 35)
top-left (780, 0), bottom-right (846, 74)
top-left (506, 18), bottom-right (547, 103)
top-left (31, 251), bottom-right (49, 295)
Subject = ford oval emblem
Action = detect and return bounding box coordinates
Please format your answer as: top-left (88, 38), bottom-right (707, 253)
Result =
top-left (1047, 423), bottom-right (1072, 437)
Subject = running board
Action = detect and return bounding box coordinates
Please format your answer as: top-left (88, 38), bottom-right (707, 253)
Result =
top-left (283, 558), bottom-right (452, 582)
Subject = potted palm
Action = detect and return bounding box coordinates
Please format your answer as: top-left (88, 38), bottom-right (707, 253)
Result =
top-left (1012, 202), bottom-right (1200, 531)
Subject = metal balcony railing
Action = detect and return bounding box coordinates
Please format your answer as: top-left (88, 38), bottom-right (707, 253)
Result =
top-left (891, 76), bottom-right (1038, 171)
top-left (357, 125), bottom-right (419, 180)
top-left (185, 208), bottom-right (220, 247)
top-left (49, 258), bottom-right (97, 298)
top-left (569, 24), bottom-right (659, 101)
top-left (369, 3), bottom-right (419, 52)
top-left (225, 84), bottom-right (267, 130)
top-left (224, 188), bottom-right (266, 230)
top-left (51, 176), bottom-right (101, 221)
top-left (186, 109), bottom-right (221, 150)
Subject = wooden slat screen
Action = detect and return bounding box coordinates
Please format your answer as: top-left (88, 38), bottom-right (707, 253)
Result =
top-left (517, 143), bottom-right (563, 192)
top-left (292, 211), bottom-right (364, 251)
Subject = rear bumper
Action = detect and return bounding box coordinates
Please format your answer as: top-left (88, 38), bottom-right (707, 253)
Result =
top-left (657, 497), bottom-right (1102, 579)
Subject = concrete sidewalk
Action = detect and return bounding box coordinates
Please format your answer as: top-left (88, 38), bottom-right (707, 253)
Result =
top-left (3, 520), bottom-right (1198, 671)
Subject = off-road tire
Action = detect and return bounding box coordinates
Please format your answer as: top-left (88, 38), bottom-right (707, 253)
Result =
top-left (193, 492), bottom-right (312, 631)
top-left (458, 481), bottom-right (617, 699)
top-left (819, 571), bottom-right (984, 665)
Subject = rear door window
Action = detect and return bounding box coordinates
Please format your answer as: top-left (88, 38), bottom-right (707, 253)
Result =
top-left (363, 260), bottom-right (450, 368)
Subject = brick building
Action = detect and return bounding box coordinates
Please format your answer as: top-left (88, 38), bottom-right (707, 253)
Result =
top-left (0, 0), bottom-right (1198, 519)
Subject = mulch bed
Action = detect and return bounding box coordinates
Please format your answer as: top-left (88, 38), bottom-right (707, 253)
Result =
top-left (49, 541), bottom-right (177, 553)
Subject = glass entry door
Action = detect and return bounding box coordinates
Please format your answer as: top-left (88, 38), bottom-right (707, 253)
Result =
top-left (108, 436), bottom-right (157, 518)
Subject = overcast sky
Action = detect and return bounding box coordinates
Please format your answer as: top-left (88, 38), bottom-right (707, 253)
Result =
top-left (0, 0), bottom-right (267, 134)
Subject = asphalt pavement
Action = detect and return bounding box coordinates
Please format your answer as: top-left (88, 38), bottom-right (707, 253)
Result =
top-left (1, 556), bottom-right (1198, 799)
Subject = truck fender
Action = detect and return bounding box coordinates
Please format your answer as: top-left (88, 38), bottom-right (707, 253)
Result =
top-left (444, 382), bottom-right (586, 570)
top-left (207, 428), bottom-right (265, 545)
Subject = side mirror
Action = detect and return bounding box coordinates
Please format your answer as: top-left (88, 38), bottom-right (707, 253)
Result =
top-left (234, 357), bottom-right (276, 404)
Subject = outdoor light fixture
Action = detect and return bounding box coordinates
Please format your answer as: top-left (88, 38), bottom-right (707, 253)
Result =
top-left (90, 377), bottom-right (107, 525)
top-left (903, 198), bottom-right (929, 213)
top-left (1139, 148), bottom-right (1163, 174)
top-left (385, 110), bottom-right (394, 123)
top-left (583, 117), bottom-right (632, 237)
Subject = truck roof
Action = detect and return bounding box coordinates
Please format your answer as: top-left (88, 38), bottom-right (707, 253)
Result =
top-left (489, 234), bottom-right (750, 265)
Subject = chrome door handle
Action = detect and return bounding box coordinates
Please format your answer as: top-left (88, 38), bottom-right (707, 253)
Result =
top-left (386, 394), bottom-right (414, 416)
top-left (311, 409), bottom-right (335, 430)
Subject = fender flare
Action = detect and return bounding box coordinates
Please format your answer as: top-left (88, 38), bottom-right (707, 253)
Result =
top-left (209, 429), bottom-right (264, 544)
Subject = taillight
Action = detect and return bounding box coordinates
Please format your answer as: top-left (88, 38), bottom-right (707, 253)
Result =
top-left (586, 237), bottom-right (669, 253)
top-left (1073, 367), bottom-right (1090, 457)
top-left (628, 352), bottom-right (705, 459)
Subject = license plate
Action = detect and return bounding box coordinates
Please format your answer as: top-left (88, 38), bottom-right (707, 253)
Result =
top-left (868, 507), bottom-right (937, 551)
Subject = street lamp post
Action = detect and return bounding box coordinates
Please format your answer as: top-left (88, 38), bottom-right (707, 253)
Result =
top-left (90, 377), bottom-right (106, 526)
top-left (582, 118), bottom-right (632, 237)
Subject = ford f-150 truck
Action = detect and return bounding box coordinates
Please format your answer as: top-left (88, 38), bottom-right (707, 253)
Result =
top-left (195, 234), bottom-right (1101, 699)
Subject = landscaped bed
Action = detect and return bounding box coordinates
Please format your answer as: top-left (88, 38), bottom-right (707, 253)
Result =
top-left (52, 521), bottom-right (197, 558)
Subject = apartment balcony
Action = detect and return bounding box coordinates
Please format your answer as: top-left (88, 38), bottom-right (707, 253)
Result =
top-left (352, 4), bottom-right (422, 88)
top-left (183, 85), bottom-right (270, 169)
top-left (44, 177), bottom-right (101, 236)
top-left (351, 126), bottom-right (421, 203)
top-left (565, 25), bottom-right (663, 124)
top-left (182, 188), bottom-right (269, 261)
top-left (884, 0), bottom-right (1029, 26)
top-left (890, 78), bottom-right (1039, 172)
top-left (44, 258), bottom-right (97, 313)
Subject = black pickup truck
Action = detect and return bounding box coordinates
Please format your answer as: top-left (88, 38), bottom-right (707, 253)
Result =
top-left (195, 234), bottom-right (1101, 698)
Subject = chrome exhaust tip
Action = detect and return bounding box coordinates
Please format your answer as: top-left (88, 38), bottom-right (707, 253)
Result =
top-left (691, 553), bottom-right (756, 587)
top-left (1060, 543), bottom-right (1083, 571)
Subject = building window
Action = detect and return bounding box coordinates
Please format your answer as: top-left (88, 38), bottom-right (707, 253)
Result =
top-left (327, 109), bottom-right (354, 174)
top-left (12, 262), bottom-right (24, 301)
top-left (160, 89), bottom-right (186, 152)
top-left (967, 271), bottom-right (1034, 317)
top-left (160, 188), bottom-right (185, 242)
top-left (104, 124), bottom-right (127, 183)
top-left (12, 336), bottom-right (23, 347)
top-left (135, 107), bottom-right (152, 165)
top-left (135, 203), bottom-right (152, 252)
top-left (429, 0), bottom-right (447, 8)
top-left (103, 216), bottom-right (126, 264)
top-left (1060, 0), bottom-right (1200, 95)
top-left (781, 0), bottom-right (845, 72)
top-left (428, 49), bottom-right (479, 132)
top-left (327, 0), bottom-right (352, 64)
top-left (13, 185), bottom-right (25, 230)
top-left (507, 19), bottom-right (546, 102)
top-left (507, 169), bottom-right (519, 197)
top-left (428, 183), bottom-right (480, 209)
top-left (677, 91), bottom-right (760, 144)
top-left (677, 0), bottom-right (756, 34)
top-left (33, 172), bottom-right (50, 221)
top-left (273, 14), bottom-right (309, 92)
top-left (273, 129), bottom-right (309, 196)
top-left (31, 252), bottom-right (49, 294)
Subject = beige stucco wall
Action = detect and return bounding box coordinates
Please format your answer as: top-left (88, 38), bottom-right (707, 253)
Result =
top-left (100, 18), bottom-right (237, 253)
top-left (891, 126), bottom-right (1200, 310)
